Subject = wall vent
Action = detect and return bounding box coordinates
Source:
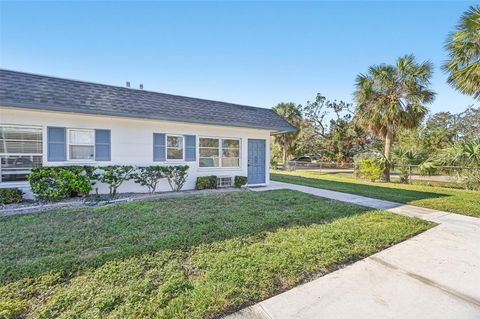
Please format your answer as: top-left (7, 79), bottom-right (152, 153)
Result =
top-left (217, 176), bottom-right (233, 188)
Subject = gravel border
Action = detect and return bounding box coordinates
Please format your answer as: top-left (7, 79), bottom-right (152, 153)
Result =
top-left (1, 187), bottom-right (250, 217)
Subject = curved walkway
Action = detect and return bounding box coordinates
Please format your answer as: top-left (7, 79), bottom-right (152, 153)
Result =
top-left (228, 181), bottom-right (480, 319)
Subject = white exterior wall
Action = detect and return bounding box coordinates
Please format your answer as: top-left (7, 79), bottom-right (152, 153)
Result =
top-left (1, 107), bottom-right (271, 197)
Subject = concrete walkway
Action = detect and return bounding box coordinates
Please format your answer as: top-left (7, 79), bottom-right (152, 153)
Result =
top-left (228, 181), bottom-right (480, 319)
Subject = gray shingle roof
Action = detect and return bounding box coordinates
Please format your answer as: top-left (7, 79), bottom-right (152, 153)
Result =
top-left (0, 69), bottom-right (297, 133)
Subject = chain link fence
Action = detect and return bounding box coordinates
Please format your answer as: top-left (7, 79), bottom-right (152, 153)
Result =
top-left (281, 161), bottom-right (478, 185)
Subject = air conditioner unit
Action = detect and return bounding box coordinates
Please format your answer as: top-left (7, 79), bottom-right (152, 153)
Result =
top-left (217, 176), bottom-right (233, 188)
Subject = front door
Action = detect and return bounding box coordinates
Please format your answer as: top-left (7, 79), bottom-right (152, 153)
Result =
top-left (248, 139), bottom-right (266, 184)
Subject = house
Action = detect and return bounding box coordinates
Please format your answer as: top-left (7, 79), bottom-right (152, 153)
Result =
top-left (0, 69), bottom-right (296, 197)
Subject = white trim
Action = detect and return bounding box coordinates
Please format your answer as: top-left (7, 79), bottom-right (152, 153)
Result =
top-left (67, 128), bottom-right (95, 161)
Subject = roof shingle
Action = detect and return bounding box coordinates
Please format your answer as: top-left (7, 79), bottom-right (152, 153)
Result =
top-left (0, 69), bottom-right (297, 133)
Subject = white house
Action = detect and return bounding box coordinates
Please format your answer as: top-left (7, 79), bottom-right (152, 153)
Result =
top-left (0, 69), bottom-right (296, 197)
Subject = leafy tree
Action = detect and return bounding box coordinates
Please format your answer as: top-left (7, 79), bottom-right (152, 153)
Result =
top-left (132, 166), bottom-right (165, 193)
top-left (292, 120), bottom-right (323, 158)
top-left (443, 5), bottom-right (480, 100)
top-left (456, 106), bottom-right (480, 139)
top-left (272, 102), bottom-right (302, 163)
top-left (299, 93), bottom-right (370, 162)
top-left (160, 165), bottom-right (189, 192)
top-left (354, 54), bottom-right (435, 181)
top-left (301, 93), bottom-right (353, 137)
top-left (98, 165), bottom-right (134, 198)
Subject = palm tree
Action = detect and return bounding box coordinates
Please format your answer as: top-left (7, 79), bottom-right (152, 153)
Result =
top-left (442, 5), bottom-right (480, 100)
top-left (272, 102), bottom-right (302, 165)
top-left (354, 54), bottom-right (435, 181)
top-left (436, 140), bottom-right (480, 190)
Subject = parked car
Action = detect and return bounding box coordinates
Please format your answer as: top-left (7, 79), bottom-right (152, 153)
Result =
top-left (291, 156), bottom-right (313, 162)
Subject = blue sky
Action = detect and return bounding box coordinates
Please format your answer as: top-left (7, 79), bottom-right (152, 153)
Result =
top-left (0, 1), bottom-right (478, 114)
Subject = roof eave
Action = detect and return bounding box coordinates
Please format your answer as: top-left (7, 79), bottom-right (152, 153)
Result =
top-left (0, 103), bottom-right (294, 132)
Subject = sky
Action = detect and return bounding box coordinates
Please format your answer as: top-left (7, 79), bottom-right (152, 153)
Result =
top-left (0, 1), bottom-right (478, 115)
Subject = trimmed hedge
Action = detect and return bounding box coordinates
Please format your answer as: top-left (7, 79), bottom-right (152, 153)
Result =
top-left (27, 165), bottom-right (191, 201)
top-left (0, 188), bottom-right (23, 204)
top-left (196, 176), bottom-right (217, 190)
top-left (28, 166), bottom-right (97, 202)
top-left (234, 176), bottom-right (248, 188)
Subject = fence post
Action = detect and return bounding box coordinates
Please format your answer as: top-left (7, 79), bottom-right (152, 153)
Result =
top-left (408, 165), bottom-right (412, 184)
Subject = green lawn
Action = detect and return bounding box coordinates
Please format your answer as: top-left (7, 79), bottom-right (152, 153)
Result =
top-left (0, 190), bottom-right (431, 318)
top-left (271, 171), bottom-right (480, 217)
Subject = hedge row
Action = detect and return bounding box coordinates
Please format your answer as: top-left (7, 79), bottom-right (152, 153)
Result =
top-left (27, 165), bottom-right (189, 202)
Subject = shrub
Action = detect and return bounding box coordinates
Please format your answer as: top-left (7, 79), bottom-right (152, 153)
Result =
top-left (357, 158), bottom-right (383, 182)
top-left (28, 166), bottom-right (95, 201)
top-left (0, 188), bottom-right (23, 204)
top-left (419, 161), bottom-right (438, 176)
top-left (97, 165), bottom-right (134, 198)
top-left (234, 176), bottom-right (248, 188)
top-left (196, 176), bottom-right (217, 190)
top-left (160, 165), bottom-right (189, 192)
top-left (133, 166), bottom-right (165, 193)
top-left (463, 169), bottom-right (480, 191)
top-left (270, 156), bottom-right (279, 170)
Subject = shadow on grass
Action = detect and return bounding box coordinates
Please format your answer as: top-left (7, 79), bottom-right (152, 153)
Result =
top-left (0, 189), bottom-right (371, 284)
top-left (271, 173), bottom-right (450, 204)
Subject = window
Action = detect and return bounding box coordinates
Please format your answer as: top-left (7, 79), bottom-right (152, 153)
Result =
top-left (167, 135), bottom-right (184, 160)
top-left (222, 139), bottom-right (240, 167)
top-left (0, 125), bottom-right (43, 182)
top-left (199, 137), bottom-right (240, 168)
top-left (68, 129), bottom-right (95, 160)
top-left (199, 138), bottom-right (220, 167)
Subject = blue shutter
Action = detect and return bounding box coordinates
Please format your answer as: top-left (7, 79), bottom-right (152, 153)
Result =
top-left (153, 133), bottom-right (166, 161)
top-left (47, 127), bottom-right (66, 161)
top-left (185, 135), bottom-right (196, 161)
top-left (95, 129), bottom-right (111, 161)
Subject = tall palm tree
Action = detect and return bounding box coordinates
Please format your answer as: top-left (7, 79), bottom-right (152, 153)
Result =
top-left (272, 102), bottom-right (302, 164)
top-left (354, 54), bottom-right (435, 181)
top-left (442, 5), bottom-right (480, 100)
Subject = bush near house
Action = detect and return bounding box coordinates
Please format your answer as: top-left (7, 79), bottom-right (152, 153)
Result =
top-left (160, 165), bottom-right (189, 192)
top-left (97, 165), bottom-right (135, 199)
top-left (132, 166), bottom-right (165, 193)
top-left (234, 175), bottom-right (248, 188)
top-left (195, 176), bottom-right (217, 190)
top-left (0, 188), bottom-right (23, 204)
top-left (26, 165), bottom-right (191, 201)
top-left (28, 166), bottom-right (96, 201)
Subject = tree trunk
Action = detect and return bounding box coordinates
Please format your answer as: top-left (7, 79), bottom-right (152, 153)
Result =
top-left (282, 144), bottom-right (287, 168)
top-left (383, 131), bottom-right (393, 182)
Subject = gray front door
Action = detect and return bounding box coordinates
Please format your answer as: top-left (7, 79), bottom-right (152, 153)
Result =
top-left (248, 139), bottom-right (266, 184)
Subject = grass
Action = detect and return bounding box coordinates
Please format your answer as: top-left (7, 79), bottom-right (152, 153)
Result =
top-left (0, 190), bottom-right (431, 318)
top-left (271, 171), bottom-right (480, 217)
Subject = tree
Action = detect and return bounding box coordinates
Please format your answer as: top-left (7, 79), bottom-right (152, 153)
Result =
top-left (442, 5), bottom-right (480, 100)
top-left (299, 93), bottom-right (371, 162)
top-left (272, 102), bottom-right (302, 164)
top-left (354, 54), bottom-right (435, 181)
top-left (132, 166), bottom-right (165, 193)
top-left (456, 106), bottom-right (480, 139)
top-left (436, 140), bottom-right (480, 190)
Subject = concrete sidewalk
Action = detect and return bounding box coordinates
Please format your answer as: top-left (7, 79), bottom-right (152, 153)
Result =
top-left (227, 181), bottom-right (480, 319)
